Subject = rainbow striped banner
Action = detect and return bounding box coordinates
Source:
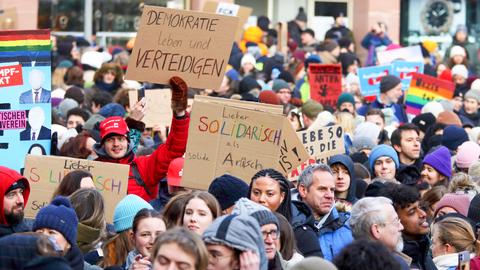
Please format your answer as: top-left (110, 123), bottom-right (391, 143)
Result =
top-left (405, 73), bottom-right (454, 116)
top-left (0, 30), bottom-right (51, 66)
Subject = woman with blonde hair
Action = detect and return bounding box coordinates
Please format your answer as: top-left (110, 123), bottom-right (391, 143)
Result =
top-left (431, 217), bottom-right (479, 270)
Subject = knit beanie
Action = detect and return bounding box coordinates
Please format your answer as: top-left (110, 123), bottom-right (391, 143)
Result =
top-left (354, 122), bottom-right (381, 141)
top-left (58, 98), bottom-right (79, 119)
top-left (241, 53), bottom-right (256, 67)
top-left (422, 146), bottom-right (452, 178)
top-left (243, 26), bottom-right (263, 44)
top-left (368, 145), bottom-right (399, 172)
top-left (289, 257), bottom-right (337, 270)
top-left (450, 45), bottom-right (466, 58)
top-left (471, 79), bottom-right (480, 91)
top-left (304, 55), bottom-right (321, 71)
top-left (468, 194), bottom-right (480, 226)
top-left (442, 125), bottom-right (469, 151)
top-left (295, 7), bottom-right (307, 22)
top-left (379, 75), bottom-right (401, 93)
top-left (98, 103), bottom-right (126, 118)
top-left (451, 64), bottom-right (468, 79)
top-left (208, 174), bottom-right (249, 210)
top-left (301, 99), bottom-right (323, 119)
top-left (437, 111), bottom-right (462, 127)
top-left (464, 89), bottom-right (480, 103)
top-left (232, 198), bottom-right (269, 216)
top-left (412, 113), bottom-right (436, 134)
top-left (32, 196), bottom-right (79, 246)
top-left (113, 194), bottom-right (153, 233)
top-left (434, 193), bottom-right (470, 217)
top-left (422, 40), bottom-right (438, 53)
top-left (337, 92), bottom-right (355, 109)
top-left (250, 209), bottom-right (279, 228)
top-left (456, 141), bottom-right (480, 169)
top-left (421, 101), bottom-right (444, 118)
top-left (353, 136), bottom-right (376, 151)
top-left (271, 79), bottom-right (290, 93)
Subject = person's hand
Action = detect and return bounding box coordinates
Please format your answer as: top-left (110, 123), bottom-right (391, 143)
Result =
top-left (129, 254), bottom-right (151, 270)
top-left (239, 250), bottom-right (260, 270)
top-left (169, 76), bottom-right (188, 117)
top-left (130, 97), bottom-right (146, 121)
top-left (153, 124), bottom-right (167, 142)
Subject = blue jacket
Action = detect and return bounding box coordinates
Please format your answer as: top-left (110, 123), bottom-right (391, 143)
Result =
top-left (357, 98), bottom-right (408, 124)
top-left (317, 207), bottom-right (353, 261)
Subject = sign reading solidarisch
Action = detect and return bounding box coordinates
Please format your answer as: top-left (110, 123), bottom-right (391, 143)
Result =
top-left (357, 64), bottom-right (392, 101)
top-left (405, 73), bottom-right (455, 116)
top-left (182, 96), bottom-right (309, 190)
top-left (125, 6), bottom-right (239, 90)
top-left (308, 64), bottom-right (342, 108)
top-left (23, 155), bottom-right (129, 222)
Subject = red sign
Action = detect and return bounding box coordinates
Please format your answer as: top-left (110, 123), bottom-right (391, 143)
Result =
top-left (308, 64), bottom-right (342, 108)
top-left (0, 64), bottom-right (23, 87)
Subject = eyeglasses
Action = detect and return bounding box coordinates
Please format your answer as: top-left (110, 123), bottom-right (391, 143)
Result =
top-left (208, 252), bottom-right (234, 265)
top-left (262, 229), bottom-right (280, 240)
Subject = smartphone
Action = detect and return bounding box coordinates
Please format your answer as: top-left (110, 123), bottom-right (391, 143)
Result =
top-left (138, 87), bottom-right (145, 101)
top-left (458, 251), bottom-right (470, 270)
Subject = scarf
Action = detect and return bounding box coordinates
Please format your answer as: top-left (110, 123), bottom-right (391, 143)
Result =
top-left (76, 222), bottom-right (101, 254)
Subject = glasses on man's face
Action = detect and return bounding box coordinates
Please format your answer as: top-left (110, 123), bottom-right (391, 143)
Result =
top-left (262, 229), bottom-right (280, 240)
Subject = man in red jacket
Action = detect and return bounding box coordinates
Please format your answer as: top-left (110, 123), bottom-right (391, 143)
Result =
top-left (94, 77), bottom-right (190, 202)
top-left (0, 165), bottom-right (31, 237)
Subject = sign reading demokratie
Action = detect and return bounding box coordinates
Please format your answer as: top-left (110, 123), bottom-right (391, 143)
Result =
top-left (126, 6), bottom-right (239, 90)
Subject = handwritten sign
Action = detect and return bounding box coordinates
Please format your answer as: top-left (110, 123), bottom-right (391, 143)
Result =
top-left (357, 64), bottom-right (392, 102)
top-left (405, 73), bottom-right (455, 116)
top-left (126, 6), bottom-right (238, 90)
top-left (23, 155), bottom-right (129, 222)
top-left (308, 64), bottom-right (342, 108)
top-left (0, 64), bottom-right (22, 87)
top-left (289, 125), bottom-right (345, 181)
top-left (377, 45), bottom-right (423, 65)
top-left (0, 110), bottom-right (26, 129)
top-left (129, 89), bottom-right (172, 128)
top-left (392, 61), bottom-right (424, 91)
top-left (182, 96), bottom-right (309, 190)
top-left (203, 1), bottom-right (252, 42)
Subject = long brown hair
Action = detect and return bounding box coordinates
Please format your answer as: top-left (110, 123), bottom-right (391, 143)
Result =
top-left (433, 217), bottom-right (480, 256)
top-left (52, 169), bottom-right (93, 199)
top-left (93, 63), bottom-right (124, 85)
top-left (99, 230), bottom-right (132, 268)
top-left (60, 131), bottom-right (94, 159)
top-left (162, 191), bottom-right (191, 229)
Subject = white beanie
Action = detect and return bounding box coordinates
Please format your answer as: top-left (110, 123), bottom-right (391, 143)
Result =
top-left (471, 79), bottom-right (480, 91)
top-left (421, 100), bottom-right (444, 117)
top-left (354, 121), bottom-right (381, 141)
top-left (451, 64), bottom-right (468, 79)
top-left (241, 53), bottom-right (256, 67)
top-left (450, 45), bottom-right (466, 58)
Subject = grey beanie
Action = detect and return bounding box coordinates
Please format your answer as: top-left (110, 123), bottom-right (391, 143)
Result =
top-left (353, 136), bottom-right (377, 151)
top-left (232, 198), bottom-right (269, 216)
top-left (289, 257), bottom-right (337, 270)
top-left (250, 210), bottom-right (279, 228)
top-left (379, 75), bottom-right (401, 93)
top-left (203, 214), bottom-right (268, 270)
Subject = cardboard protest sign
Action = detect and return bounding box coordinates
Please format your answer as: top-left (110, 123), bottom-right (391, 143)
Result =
top-left (405, 73), bottom-right (455, 116)
top-left (0, 30), bottom-right (51, 171)
top-left (289, 125), bottom-right (345, 182)
top-left (125, 6), bottom-right (238, 90)
top-left (308, 64), bottom-right (342, 108)
top-left (203, 1), bottom-right (252, 42)
top-left (392, 61), bottom-right (424, 91)
top-left (181, 96), bottom-right (309, 190)
top-left (357, 64), bottom-right (392, 102)
top-left (377, 45), bottom-right (423, 65)
top-left (0, 8), bottom-right (17, 29)
top-left (276, 22), bottom-right (288, 53)
top-left (129, 89), bottom-right (173, 128)
top-left (23, 155), bottom-right (129, 222)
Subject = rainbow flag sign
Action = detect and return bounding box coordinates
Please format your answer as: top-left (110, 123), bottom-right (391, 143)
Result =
top-left (405, 73), bottom-right (454, 116)
top-left (0, 30), bottom-right (51, 171)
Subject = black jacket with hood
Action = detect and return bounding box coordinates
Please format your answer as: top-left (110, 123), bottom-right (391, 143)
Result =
top-left (328, 154), bottom-right (357, 204)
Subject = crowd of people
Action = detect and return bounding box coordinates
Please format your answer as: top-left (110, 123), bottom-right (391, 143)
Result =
top-left (2, 5), bottom-right (480, 270)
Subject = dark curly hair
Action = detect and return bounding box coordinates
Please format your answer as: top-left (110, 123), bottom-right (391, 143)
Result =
top-left (378, 182), bottom-right (421, 210)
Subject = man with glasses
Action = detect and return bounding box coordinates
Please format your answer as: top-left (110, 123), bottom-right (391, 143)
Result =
top-left (0, 166), bottom-right (30, 237)
top-left (295, 164), bottom-right (353, 261)
top-left (350, 196), bottom-right (410, 269)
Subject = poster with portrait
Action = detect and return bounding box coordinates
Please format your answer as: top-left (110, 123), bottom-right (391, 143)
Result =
top-left (0, 30), bottom-right (51, 171)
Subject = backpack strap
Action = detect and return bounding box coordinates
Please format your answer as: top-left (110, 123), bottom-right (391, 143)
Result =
top-left (129, 162), bottom-right (153, 197)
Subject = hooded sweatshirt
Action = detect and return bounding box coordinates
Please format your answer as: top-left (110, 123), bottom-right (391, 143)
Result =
top-left (0, 166), bottom-right (30, 237)
top-left (203, 214), bottom-right (268, 270)
top-left (328, 154), bottom-right (357, 204)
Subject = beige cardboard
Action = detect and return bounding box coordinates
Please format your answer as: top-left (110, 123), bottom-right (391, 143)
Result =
top-left (0, 7), bottom-right (17, 29)
top-left (203, 1), bottom-right (252, 42)
top-left (182, 97), bottom-right (309, 190)
top-left (125, 6), bottom-right (238, 90)
top-left (289, 125), bottom-right (345, 181)
top-left (23, 155), bottom-right (129, 223)
top-left (276, 22), bottom-right (287, 53)
top-left (129, 89), bottom-right (173, 128)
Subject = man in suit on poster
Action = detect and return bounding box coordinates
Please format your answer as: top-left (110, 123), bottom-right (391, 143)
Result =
top-left (19, 69), bottom-right (51, 104)
top-left (20, 107), bottom-right (51, 141)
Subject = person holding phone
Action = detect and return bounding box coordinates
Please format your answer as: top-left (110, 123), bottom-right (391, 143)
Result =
top-left (361, 22), bottom-right (392, 66)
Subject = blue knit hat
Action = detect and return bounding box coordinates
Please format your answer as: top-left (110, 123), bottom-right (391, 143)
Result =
top-left (337, 92), bottom-right (355, 109)
top-left (368, 145), bottom-right (399, 172)
top-left (423, 146), bottom-right (452, 178)
top-left (98, 103), bottom-right (126, 118)
top-left (208, 174), bottom-right (249, 211)
top-left (32, 196), bottom-right (78, 246)
top-left (113, 194), bottom-right (153, 233)
top-left (442, 125), bottom-right (469, 151)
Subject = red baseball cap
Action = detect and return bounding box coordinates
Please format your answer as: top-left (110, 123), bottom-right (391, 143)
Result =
top-left (99, 116), bottom-right (129, 142)
top-left (167, 157), bottom-right (184, 187)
